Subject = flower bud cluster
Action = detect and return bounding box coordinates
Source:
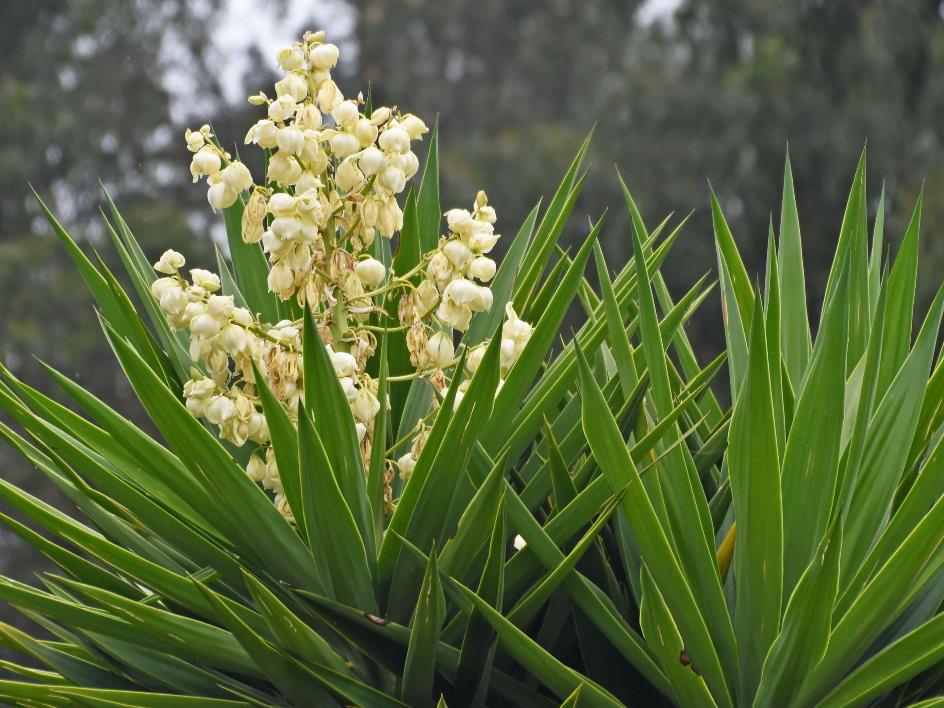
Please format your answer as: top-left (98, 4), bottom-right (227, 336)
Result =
top-left (151, 247), bottom-right (385, 516)
top-left (235, 31), bottom-right (428, 307)
top-left (167, 30), bottom-right (533, 516)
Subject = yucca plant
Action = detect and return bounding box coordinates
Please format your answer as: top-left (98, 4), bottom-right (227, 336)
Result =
top-left (1, 27), bottom-right (944, 708)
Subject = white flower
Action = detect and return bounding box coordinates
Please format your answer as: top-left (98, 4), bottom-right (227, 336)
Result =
top-left (190, 269), bottom-right (221, 291)
top-left (427, 252), bottom-right (453, 287)
top-left (468, 256), bottom-right (496, 282)
top-left (501, 304), bottom-right (532, 370)
top-left (416, 279), bottom-right (439, 314)
top-left (354, 258), bottom-right (386, 287)
top-left (295, 171), bottom-right (322, 193)
top-left (353, 118), bottom-right (378, 146)
top-left (153, 249), bottom-right (185, 274)
top-left (378, 126), bottom-right (410, 154)
top-left (338, 376), bottom-right (358, 401)
top-left (396, 151), bottom-right (420, 180)
top-left (336, 157), bottom-right (366, 192)
top-left (159, 287), bottom-right (188, 316)
top-left (232, 307), bottom-right (254, 326)
top-left (425, 332), bottom-right (454, 369)
top-left (219, 324), bottom-right (249, 354)
top-left (445, 208), bottom-right (476, 235)
top-left (500, 338), bottom-right (517, 371)
top-left (352, 387), bottom-right (380, 422)
top-left (513, 534), bottom-right (527, 551)
top-left (185, 130), bottom-right (205, 152)
top-left (397, 452), bottom-right (416, 481)
top-left (205, 395), bottom-right (236, 424)
top-left (466, 344), bottom-right (487, 373)
top-left (207, 182), bottom-right (237, 211)
top-left (268, 94), bottom-right (297, 122)
top-left (274, 72), bottom-right (308, 102)
top-left (190, 313), bottom-right (222, 338)
top-left (271, 216), bottom-right (302, 241)
top-left (277, 45), bottom-right (306, 71)
top-left (246, 454), bottom-right (267, 482)
top-left (267, 262), bottom-right (293, 294)
top-left (469, 226), bottom-right (500, 254)
top-left (330, 131), bottom-right (360, 158)
top-left (330, 351), bottom-right (358, 377)
top-left (437, 299), bottom-right (473, 331)
top-left (190, 149), bottom-right (221, 182)
top-left (377, 166), bottom-right (406, 194)
top-left (221, 161), bottom-right (253, 193)
top-left (370, 106), bottom-right (392, 125)
top-left (355, 422), bottom-right (368, 442)
top-left (296, 104), bottom-right (323, 130)
top-left (241, 190), bottom-right (267, 243)
top-left (331, 100), bottom-right (359, 127)
top-left (267, 192), bottom-right (296, 216)
top-left (358, 146), bottom-right (386, 177)
top-left (251, 120), bottom-right (279, 148)
top-left (443, 240), bottom-right (471, 268)
top-left (443, 278), bottom-right (479, 307)
top-left (267, 153), bottom-right (303, 185)
top-left (150, 277), bottom-right (177, 300)
top-left (400, 114), bottom-right (429, 140)
top-left (207, 294), bottom-right (235, 319)
top-left (471, 285), bottom-right (493, 312)
top-left (377, 198), bottom-right (403, 237)
top-left (276, 127), bottom-right (305, 155)
top-left (309, 42), bottom-right (340, 70)
top-left (503, 304), bottom-right (533, 348)
top-left (316, 79), bottom-right (343, 112)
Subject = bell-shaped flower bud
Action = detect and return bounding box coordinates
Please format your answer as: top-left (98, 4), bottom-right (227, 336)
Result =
top-left (468, 256), bottom-right (496, 282)
top-left (378, 126), bottom-right (410, 154)
top-left (425, 332), bottom-right (455, 369)
top-left (276, 126), bottom-right (305, 155)
top-left (190, 313), bottom-right (222, 338)
top-left (400, 114), bottom-right (429, 140)
top-left (222, 160), bottom-right (253, 193)
top-left (190, 149), bottom-right (221, 182)
top-left (309, 42), bottom-right (340, 71)
top-left (443, 239), bottom-right (471, 268)
top-left (330, 350), bottom-right (358, 378)
top-left (153, 249), bottom-right (186, 274)
top-left (359, 146), bottom-right (386, 177)
top-left (354, 257), bottom-right (387, 287)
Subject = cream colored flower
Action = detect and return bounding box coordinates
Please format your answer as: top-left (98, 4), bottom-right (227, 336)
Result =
top-left (153, 249), bottom-right (185, 274)
top-left (400, 115), bottom-right (428, 140)
top-left (207, 182), bottom-right (237, 211)
top-left (354, 258), bottom-right (386, 287)
top-left (277, 44), bottom-right (306, 71)
top-left (190, 149), bottom-right (221, 182)
top-left (309, 42), bottom-right (339, 70)
top-left (330, 350), bottom-right (358, 377)
top-left (190, 269), bottom-right (221, 291)
top-left (469, 256), bottom-right (496, 282)
top-left (425, 332), bottom-right (454, 369)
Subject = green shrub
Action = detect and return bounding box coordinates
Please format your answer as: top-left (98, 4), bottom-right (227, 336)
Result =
top-left (1, 29), bottom-right (943, 708)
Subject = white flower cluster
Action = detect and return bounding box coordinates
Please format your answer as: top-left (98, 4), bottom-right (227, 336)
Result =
top-left (159, 30), bottom-right (533, 517)
top-left (237, 30), bottom-right (427, 305)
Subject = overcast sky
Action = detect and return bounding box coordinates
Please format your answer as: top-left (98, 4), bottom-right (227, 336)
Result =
top-left (208, 0), bottom-right (681, 104)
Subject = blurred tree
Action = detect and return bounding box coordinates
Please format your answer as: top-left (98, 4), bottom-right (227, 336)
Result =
top-left (0, 0), bottom-right (237, 633)
top-left (349, 0), bottom-right (944, 354)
